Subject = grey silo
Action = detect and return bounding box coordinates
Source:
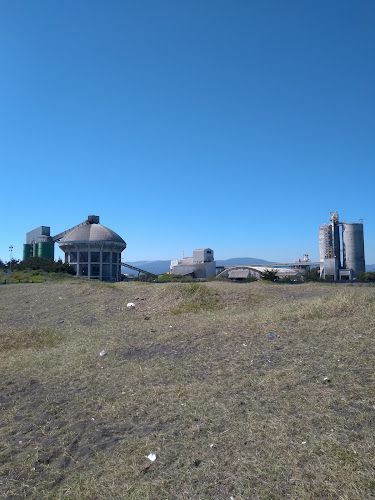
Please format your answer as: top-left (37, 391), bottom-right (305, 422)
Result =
top-left (319, 225), bottom-right (332, 260)
top-left (342, 223), bottom-right (365, 276)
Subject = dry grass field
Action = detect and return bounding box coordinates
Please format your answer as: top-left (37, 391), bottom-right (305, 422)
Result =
top-left (1, 279), bottom-right (375, 499)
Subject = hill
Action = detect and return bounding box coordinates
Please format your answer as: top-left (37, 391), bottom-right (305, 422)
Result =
top-left (1, 280), bottom-right (375, 499)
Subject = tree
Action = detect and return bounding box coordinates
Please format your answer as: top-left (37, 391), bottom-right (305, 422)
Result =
top-left (261, 269), bottom-right (279, 282)
top-left (357, 272), bottom-right (375, 282)
top-left (304, 268), bottom-right (321, 281)
top-left (17, 257), bottom-right (75, 274)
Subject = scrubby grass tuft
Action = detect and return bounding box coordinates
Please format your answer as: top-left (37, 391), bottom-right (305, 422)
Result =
top-left (172, 283), bottom-right (220, 314)
top-left (0, 327), bottom-right (64, 351)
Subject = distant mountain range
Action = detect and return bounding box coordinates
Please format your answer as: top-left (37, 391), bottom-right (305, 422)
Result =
top-left (121, 258), bottom-right (375, 275)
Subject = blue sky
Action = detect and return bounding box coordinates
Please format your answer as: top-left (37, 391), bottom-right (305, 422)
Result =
top-left (1, 0), bottom-right (374, 264)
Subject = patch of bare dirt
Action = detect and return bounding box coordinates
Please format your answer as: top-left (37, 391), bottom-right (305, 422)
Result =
top-left (1, 377), bottom-right (130, 498)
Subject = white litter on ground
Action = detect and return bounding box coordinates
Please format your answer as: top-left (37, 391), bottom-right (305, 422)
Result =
top-left (127, 302), bottom-right (135, 308)
top-left (99, 350), bottom-right (107, 357)
top-left (147, 453), bottom-right (157, 462)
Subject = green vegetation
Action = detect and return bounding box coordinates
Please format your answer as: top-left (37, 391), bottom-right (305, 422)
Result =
top-left (134, 273), bottom-right (157, 282)
top-left (172, 283), bottom-right (220, 314)
top-left (17, 256), bottom-right (75, 274)
top-left (1, 280), bottom-right (375, 499)
top-left (357, 271), bottom-right (375, 282)
top-left (156, 273), bottom-right (194, 282)
top-left (303, 268), bottom-right (321, 281)
top-left (261, 268), bottom-right (279, 281)
top-left (0, 257), bottom-right (19, 270)
top-left (0, 257), bottom-right (75, 283)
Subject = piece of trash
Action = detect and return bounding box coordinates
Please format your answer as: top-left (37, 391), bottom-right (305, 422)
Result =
top-left (147, 453), bottom-right (156, 462)
top-left (268, 334), bottom-right (276, 338)
top-left (58, 297), bottom-right (62, 300)
top-left (323, 376), bottom-right (330, 383)
top-left (127, 302), bottom-right (135, 308)
top-left (99, 350), bottom-right (107, 357)
top-left (242, 343), bottom-right (247, 347)
top-left (91, 417), bottom-right (95, 421)
top-left (169, 325), bottom-right (173, 328)
top-left (301, 441), bottom-right (306, 445)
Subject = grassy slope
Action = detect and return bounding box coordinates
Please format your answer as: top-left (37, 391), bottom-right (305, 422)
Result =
top-left (1, 280), bottom-right (375, 499)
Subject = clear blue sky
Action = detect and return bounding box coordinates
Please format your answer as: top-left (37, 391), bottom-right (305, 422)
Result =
top-left (1, 0), bottom-right (374, 264)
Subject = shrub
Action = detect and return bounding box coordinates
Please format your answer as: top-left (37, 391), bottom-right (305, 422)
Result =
top-left (156, 274), bottom-right (194, 282)
top-left (17, 257), bottom-right (75, 275)
top-left (357, 272), bottom-right (375, 282)
top-left (304, 268), bottom-right (321, 281)
top-left (261, 269), bottom-right (279, 282)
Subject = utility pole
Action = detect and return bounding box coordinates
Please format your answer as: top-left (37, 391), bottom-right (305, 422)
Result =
top-left (9, 245), bottom-right (13, 275)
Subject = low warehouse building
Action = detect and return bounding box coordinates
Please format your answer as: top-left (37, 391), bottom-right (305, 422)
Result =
top-left (222, 266), bottom-right (302, 281)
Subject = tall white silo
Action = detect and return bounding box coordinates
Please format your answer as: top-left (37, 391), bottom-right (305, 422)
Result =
top-left (342, 223), bottom-right (365, 276)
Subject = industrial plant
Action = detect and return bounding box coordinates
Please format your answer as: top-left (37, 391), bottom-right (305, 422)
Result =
top-left (319, 212), bottom-right (365, 280)
top-left (21, 211), bottom-right (365, 282)
top-left (24, 216), bottom-right (126, 281)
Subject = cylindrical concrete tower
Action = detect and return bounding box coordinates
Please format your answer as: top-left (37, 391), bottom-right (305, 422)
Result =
top-left (58, 217), bottom-right (126, 281)
top-left (319, 225), bottom-right (332, 261)
top-left (342, 223), bottom-right (365, 276)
